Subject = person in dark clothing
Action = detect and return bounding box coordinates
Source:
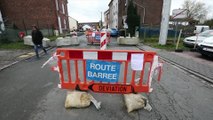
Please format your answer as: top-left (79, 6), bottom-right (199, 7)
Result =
top-left (31, 25), bottom-right (47, 58)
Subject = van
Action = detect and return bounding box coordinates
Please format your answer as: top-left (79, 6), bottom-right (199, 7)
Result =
top-left (194, 25), bottom-right (209, 34)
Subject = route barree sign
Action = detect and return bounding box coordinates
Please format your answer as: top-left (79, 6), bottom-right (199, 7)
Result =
top-left (86, 60), bottom-right (121, 83)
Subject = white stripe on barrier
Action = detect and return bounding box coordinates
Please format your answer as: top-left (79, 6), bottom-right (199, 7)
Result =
top-left (112, 52), bottom-right (128, 60)
top-left (83, 51), bottom-right (98, 60)
top-left (100, 33), bottom-right (107, 42)
top-left (100, 32), bottom-right (107, 50)
top-left (148, 55), bottom-right (159, 92)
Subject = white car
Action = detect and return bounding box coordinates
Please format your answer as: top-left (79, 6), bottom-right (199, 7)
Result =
top-left (183, 30), bottom-right (213, 47)
top-left (197, 36), bottom-right (213, 57)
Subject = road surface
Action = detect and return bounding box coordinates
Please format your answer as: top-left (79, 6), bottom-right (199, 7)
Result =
top-left (0, 35), bottom-right (213, 120)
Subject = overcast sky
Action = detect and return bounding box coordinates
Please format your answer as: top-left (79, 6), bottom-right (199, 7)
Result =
top-left (68, 0), bottom-right (213, 23)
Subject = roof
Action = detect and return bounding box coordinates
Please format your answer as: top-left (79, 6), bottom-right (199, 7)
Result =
top-left (108, 0), bottom-right (113, 6)
top-left (69, 16), bottom-right (78, 22)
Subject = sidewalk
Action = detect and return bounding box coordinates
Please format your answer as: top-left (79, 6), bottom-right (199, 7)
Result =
top-left (138, 43), bottom-right (213, 80)
top-left (0, 49), bottom-right (34, 71)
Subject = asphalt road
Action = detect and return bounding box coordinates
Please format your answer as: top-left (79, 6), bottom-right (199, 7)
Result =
top-left (0, 36), bottom-right (213, 120)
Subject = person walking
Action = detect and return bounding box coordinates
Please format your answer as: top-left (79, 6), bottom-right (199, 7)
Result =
top-left (31, 25), bottom-right (47, 58)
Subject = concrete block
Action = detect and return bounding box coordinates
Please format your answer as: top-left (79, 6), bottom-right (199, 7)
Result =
top-left (70, 36), bottom-right (80, 45)
top-left (48, 41), bottom-right (56, 47)
top-left (23, 35), bottom-right (50, 47)
top-left (42, 38), bottom-right (50, 47)
top-left (56, 37), bottom-right (66, 46)
top-left (56, 36), bottom-right (80, 46)
top-left (117, 37), bottom-right (139, 45)
top-left (23, 35), bottom-right (34, 46)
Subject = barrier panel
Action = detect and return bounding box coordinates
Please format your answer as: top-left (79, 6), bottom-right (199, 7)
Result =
top-left (86, 31), bottom-right (110, 45)
top-left (100, 32), bottom-right (107, 50)
top-left (53, 48), bottom-right (162, 94)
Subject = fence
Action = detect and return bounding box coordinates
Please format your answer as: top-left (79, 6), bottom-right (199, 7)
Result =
top-left (0, 27), bottom-right (20, 43)
top-left (139, 27), bottom-right (178, 38)
top-left (0, 23), bottom-right (55, 43)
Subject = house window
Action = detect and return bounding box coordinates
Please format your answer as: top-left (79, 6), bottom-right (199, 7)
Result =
top-left (62, 3), bottom-right (65, 14)
top-left (55, 0), bottom-right (59, 11)
top-left (64, 19), bottom-right (67, 29)
top-left (125, 0), bottom-right (128, 6)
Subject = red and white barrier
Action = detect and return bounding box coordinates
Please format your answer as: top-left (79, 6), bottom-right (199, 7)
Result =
top-left (50, 48), bottom-right (163, 93)
top-left (100, 32), bottom-right (107, 50)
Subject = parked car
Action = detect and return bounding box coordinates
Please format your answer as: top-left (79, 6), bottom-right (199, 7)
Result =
top-left (183, 30), bottom-right (213, 47)
top-left (194, 25), bottom-right (209, 34)
top-left (101, 28), bottom-right (111, 33)
top-left (197, 36), bottom-right (213, 57)
top-left (110, 28), bottom-right (119, 37)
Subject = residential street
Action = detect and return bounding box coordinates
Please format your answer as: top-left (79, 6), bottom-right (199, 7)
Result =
top-left (1, 0), bottom-right (213, 119)
top-left (0, 36), bottom-right (213, 120)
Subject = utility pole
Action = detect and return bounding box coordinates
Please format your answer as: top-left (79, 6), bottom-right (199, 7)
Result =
top-left (101, 12), bottom-right (102, 27)
top-left (159, 0), bottom-right (171, 45)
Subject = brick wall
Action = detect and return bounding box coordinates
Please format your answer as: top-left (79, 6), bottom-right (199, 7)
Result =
top-left (117, 0), bottom-right (163, 29)
top-left (134, 0), bottom-right (163, 26)
top-left (0, 0), bottom-right (69, 32)
top-left (57, 0), bottom-right (69, 31)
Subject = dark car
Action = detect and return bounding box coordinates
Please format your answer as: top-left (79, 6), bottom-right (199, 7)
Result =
top-left (110, 28), bottom-right (119, 37)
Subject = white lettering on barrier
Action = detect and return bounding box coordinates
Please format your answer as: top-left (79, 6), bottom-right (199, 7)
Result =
top-left (88, 71), bottom-right (117, 80)
top-left (89, 63), bottom-right (116, 71)
top-left (86, 60), bottom-right (120, 82)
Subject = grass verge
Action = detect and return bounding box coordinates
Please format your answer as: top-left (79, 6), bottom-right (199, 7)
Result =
top-left (47, 36), bottom-right (58, 41)
top-left (0, 41), bottom-right (32, 50)
top-left (142, 37), bottom-right (190, 51)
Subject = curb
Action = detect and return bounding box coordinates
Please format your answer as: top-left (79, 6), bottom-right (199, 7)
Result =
top-left (0, 47), bottom-right (55, 72)
top-left (0, 61), bottom-right (19, 71)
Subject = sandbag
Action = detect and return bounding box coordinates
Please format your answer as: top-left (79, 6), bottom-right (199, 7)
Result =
top-left (65, 91), bottom-right (101, 109)
top-left (124, 93), bottom-right (151, 113)
top-left (65, 91), bottom-right (91, 108)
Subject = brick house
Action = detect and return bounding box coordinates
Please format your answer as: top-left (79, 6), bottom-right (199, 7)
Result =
top-left (117, 0), bottom-right (163, 29)
top-left (104, 9), bottom-right (109, 28)
top-left (0, 0), bottom-right (69, 35)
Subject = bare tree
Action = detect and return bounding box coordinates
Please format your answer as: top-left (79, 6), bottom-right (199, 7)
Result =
top-left (182, 0), bottom-right (208, 22)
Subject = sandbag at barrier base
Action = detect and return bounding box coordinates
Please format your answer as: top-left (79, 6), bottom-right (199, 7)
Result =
top-left (124, 93), bottom-right (152, 113)
top-left (65, 91), bottom-right (101, 110)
